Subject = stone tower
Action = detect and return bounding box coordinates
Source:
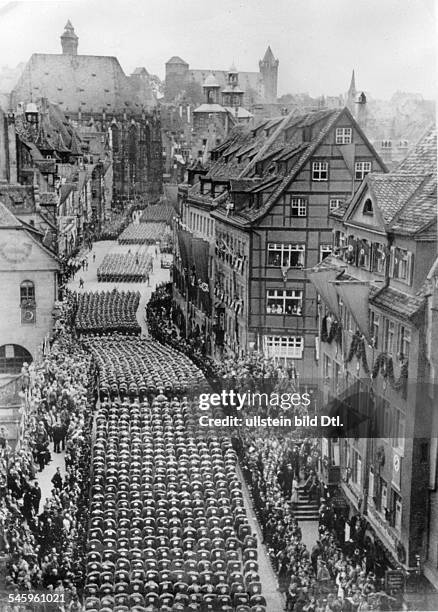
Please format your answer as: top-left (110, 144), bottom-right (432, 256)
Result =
top-left (165, 56), bottom-right (189, 101)
top-left (259, 46), bottom-right (279, 104)
top-left (60, 20), bottom-right (78, 55)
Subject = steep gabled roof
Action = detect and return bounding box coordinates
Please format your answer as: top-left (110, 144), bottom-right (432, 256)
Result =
top-left (396, 126), bottom-right (437, 174)
top-left (366, 173), bottom-right (426, 224)
top-left (343, 126), bottom-right (436, 235)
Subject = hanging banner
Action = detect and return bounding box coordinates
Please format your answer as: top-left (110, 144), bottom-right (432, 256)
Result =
top-left (333, 280), bottom-right (371, 342)
top-left (177, 228), bottom-right (191, 269)
top-left (192, 237), bottom-right (209, 284)
top-left (308, 268), bottom-right (341, 318)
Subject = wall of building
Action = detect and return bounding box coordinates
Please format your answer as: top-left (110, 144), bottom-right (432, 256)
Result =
top-left (0, 230), bottom-right (58, 361)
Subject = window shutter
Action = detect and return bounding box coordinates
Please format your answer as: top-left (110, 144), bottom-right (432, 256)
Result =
top-left (407, 252), bottom-right (414, 285)
top-left (389, 246), bottom-right (395, 277)
top-left (371, 243), bottom-right (377, 271)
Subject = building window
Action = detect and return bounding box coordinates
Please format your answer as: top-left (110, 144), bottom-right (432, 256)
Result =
top-left (370, 311), bottom-right (380, 349)
top-left (351, 448), bottom-right (362, 487)
top-left (290, 197), bottom-right (307, 217)
top-left (398, 325), bottom-right (411, 361)
top-left (358, 239), bottom-right (370, 268)
top-left (355, 161), bottom-right (371, 180)
top-left (323, 354), bottom-right (332, 382)
top-left (312, 161), bottom-right (328, 181)
top-left (267, 243), bottom-right (305, 268)
top-left (384, 319), bottom-right (395, 355)
top-left (266, 289), bottom-right (303, 316)
top-left (392, 407), bottom-right (405, 450)
top-left (330, 198), bottom-right (344, 212)
top-left (381, 140), bottom-right (392, 149)
top-left (335, 127), bottom-right (352, 144)
top-left (20, 280), bottom-right (35, 305)
top-left (372, 243), bottom-right (386, 274)
top-left (319, 244), bottom-right (332, 262)
top-left (334, 361), bottom-right (341, 390)
top-left (264, 336), bottom-right (304, 359)
top-left (388, 488), bottom-right (402, 530)
top-left (390, 247), bottom-right (412, 283)
top-left (378, 478), bottom-right (388, 513)
top-left (362, 198), bottom-right (373, 215)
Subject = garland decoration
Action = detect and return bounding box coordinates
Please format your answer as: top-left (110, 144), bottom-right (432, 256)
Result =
top-left (372, 353), bottom-right (408, 397)
top-left (321, 316), bottom-right (343, 346)
top-left (346, 331), bottom-right (370, 374)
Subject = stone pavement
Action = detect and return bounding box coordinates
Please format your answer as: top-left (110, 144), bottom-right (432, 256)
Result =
top-left (238, 465), bottom-right (286, 612)
top-left (36, 444), bottom-right (66, 509)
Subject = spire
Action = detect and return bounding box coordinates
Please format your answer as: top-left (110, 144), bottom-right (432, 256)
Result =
top-left (262, 46), bottom-right (276, 64)
top-left (348, 69), bottom-right (356, 96)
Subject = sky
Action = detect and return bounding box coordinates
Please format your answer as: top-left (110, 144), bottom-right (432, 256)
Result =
top-left (0, 0), bottom-right (436, 99)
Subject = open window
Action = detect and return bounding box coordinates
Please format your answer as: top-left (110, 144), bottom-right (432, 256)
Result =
top-left (362, 198), bottom-right (373, 216)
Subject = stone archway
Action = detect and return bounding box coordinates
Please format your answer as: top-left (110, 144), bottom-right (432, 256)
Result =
top-left (0, 344), bottom-right (33, 374)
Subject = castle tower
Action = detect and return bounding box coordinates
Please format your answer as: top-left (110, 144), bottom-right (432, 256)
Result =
top-left (164, 56), bottom-right (189, 101)
top-left (259, 46), bottom-right (279, 104)
top-left (60, 20), bottom-right (78, 55)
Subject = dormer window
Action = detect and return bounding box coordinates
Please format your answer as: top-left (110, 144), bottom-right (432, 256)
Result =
top-left (363, 198), bottom-right (373, 215)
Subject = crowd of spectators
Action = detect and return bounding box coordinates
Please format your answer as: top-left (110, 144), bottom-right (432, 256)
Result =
top-left (237, 431), bottom-right (396, 611)
top-left (0, 306), bottom-right (95, 610)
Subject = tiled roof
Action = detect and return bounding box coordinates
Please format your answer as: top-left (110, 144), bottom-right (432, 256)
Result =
top-left (12, 53), bottom-right (156, 114)
top-left (370, 285), bottom-right (424, 319)
top-left (391, 174), bottom-right (437, 234)
top-left (246, 109), bottom-right (341, 221)
top-left (0, 202), bottom-right (21, 228)
top-left (166, 56), bottom-right (188, 65)
top-left (396, 126), bottom-right (437, 174)
top-left (367, 173), bottom-right (426, 224)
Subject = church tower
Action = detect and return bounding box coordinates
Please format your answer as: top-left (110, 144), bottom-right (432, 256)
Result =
top-left (259, 46), bottom-right (279, 104)
top-left (346, 69), bottom-right (357, 113)
top-left (60, 20), bottom-right (78, 55)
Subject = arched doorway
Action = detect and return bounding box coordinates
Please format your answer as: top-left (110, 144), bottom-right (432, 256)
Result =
top-left (0, 345), bottom-right (33, 374)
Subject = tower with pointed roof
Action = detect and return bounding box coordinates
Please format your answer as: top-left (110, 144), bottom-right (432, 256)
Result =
top-left (60, 20), bottom-right (78, 55)
top-left (346, 69), bottom-right (357, 113)
top-left (259, 46), bottom-right (279, 103)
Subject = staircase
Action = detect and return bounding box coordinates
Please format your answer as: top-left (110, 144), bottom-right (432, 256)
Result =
top-left (294, 484), bottom-right (319, 521)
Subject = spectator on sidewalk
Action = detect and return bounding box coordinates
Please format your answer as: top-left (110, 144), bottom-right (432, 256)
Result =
top-left (51, 468), bottom-right (63, 491)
